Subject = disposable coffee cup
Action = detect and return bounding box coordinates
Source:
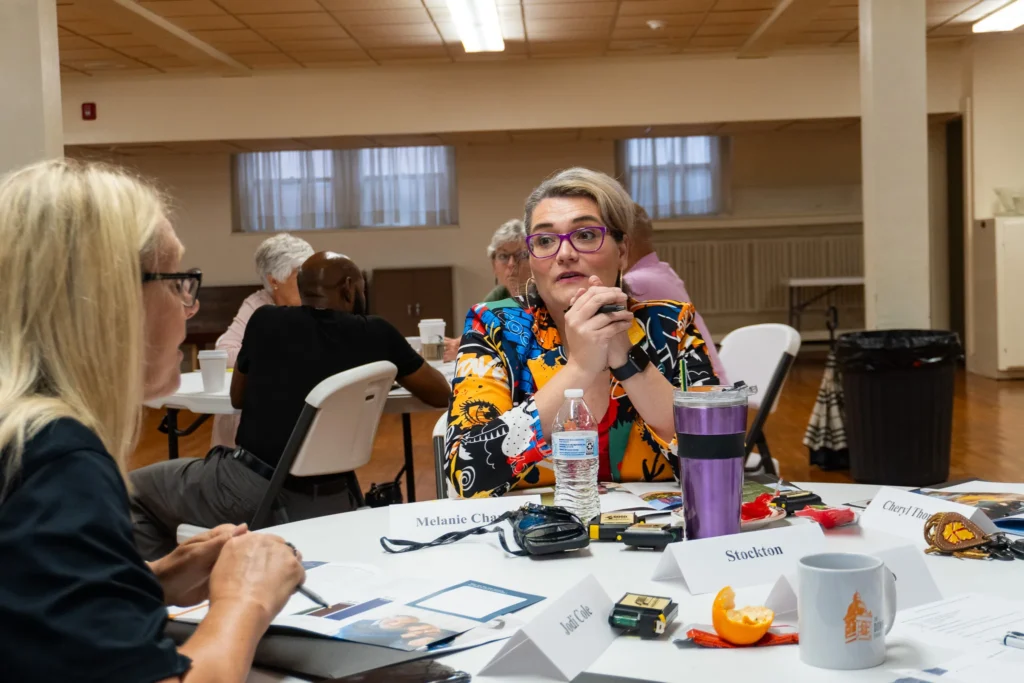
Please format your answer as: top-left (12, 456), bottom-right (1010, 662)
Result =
top-left (198, 350), bottom-right (229, 393)
top-left (418, 319), bottom-right (446, 362)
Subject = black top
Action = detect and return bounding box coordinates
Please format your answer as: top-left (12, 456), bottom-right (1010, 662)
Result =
top-left (235, 306), bottom-right (424, 466)
top-left (0, 418), bottom-right (191, 683)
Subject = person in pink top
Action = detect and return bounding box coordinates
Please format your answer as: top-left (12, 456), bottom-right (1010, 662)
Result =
top-left (623, 204), bottom-right (726, 382)
top-left (211, 234), bottom-right (314, 447)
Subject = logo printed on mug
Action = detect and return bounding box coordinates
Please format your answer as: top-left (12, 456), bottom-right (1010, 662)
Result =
top-left (843, 592), bottom-right (881, 644)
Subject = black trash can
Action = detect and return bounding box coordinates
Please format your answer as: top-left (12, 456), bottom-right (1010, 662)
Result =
top-left (835, 330), bottom-right (961, 486)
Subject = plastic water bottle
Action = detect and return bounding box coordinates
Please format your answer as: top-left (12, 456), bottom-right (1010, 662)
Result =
top-left (551, 388), bottom-right (600, 524)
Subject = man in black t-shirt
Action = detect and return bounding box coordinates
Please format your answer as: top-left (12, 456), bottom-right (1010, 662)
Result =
top-left (130, 252), bottom-right (451, 560)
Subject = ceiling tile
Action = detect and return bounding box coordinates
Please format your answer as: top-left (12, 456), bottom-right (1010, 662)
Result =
top-left (528, 40), bottom-right (606, 55)
top-left (615, 13), bottom-right (703, 29)
top-left (258, 26), bottom-right (353, 41)
top-left (275, 38), bottom-right (360, 51)
top-left (235, 52), bottom-right (301, 67)
top-left (118, 45), bottom-right (175, 59)
top-left (687, 34), bottom-right (746, 47)
top-left (58, 27), bottom-right (74, 37)
top-left (60, 47), bottom-right (123, 61)
top-left (331, 8), bottom-right (434, 26)
top-left (289, 48), bottom-right (370, 62)
top-left (608, 39), bottom-right (679, 53)
top-left (951, 0), bottom-right (1018, 23)
top-left (138, 0), bottom-right (225, 17)
top-left (170, 15), bottom-right (245, 30)
top-left (524, 1), bottom-right (617, 19)
top-left (142, 55), bottom-right (198, 69)
top-left (612, 25), bottom-right (696, 38)
top-left (367, 46), bottom-right (452, 61)
top-left (527, 16), bottom-right (615, 32)
top-left (787, 30), bottom-right (847, 44)
top-left (56, 3), bottom-right (95, 21)
top-left (58, 20), bottom-right (127, 35)
top-left (816, 6), bottom-right (858, 21)
top-left (618, 0), bottom-right (715, 14)
top-left (711, 0), bottom-right (779, 9)
top-left (704, 9), bottom-right (771, 24)
top-left (929, 22), bottom-right (973, 36)
top-left (240, 13), bottom-right (338, 28)
top-left (59, 35), bottom-right (102, 50)
top-left (190, 28), bottom-right (264, 43)
top-left (806, 18), bottom-right (857, 32)
top-left (213, 0), bottom-right (323, 13)
top-left (218, 40), bottom-right (284, 54)
top-left (694, 23), bottom-right (757, 36)
top-left (88, 33), bottom-right (153, 48)
top-left (321, 0), bottom-right (425, 8)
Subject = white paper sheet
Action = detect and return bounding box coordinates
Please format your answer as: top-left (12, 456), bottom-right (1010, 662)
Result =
top-left (891, 594), bottom-right (1024, 650)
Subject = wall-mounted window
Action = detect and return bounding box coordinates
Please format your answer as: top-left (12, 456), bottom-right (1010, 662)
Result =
top-left (618, 136), bottom-right (728, 218)
top-left (233, 146), bottom-right (457, 232)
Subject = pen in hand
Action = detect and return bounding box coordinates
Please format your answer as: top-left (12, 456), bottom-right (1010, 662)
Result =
top-left (297, 585), bottom-right (330, 609)
top-left (284, 541), bottom-right (330, 609)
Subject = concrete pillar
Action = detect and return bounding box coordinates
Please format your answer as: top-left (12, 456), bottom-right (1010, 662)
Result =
top-left (859, 0), bottom-right (932, 329)
top-left (0, 0), bottom-right (63, 175)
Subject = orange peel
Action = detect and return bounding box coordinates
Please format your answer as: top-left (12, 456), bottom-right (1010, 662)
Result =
top-left (711, 586), bottom-right (775, 646)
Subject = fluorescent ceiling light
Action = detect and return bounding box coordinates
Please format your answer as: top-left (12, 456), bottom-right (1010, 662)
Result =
top-left (973, 0), bottom-right (1024, 33)
top-left (446, 0), bottom-right (504, 52)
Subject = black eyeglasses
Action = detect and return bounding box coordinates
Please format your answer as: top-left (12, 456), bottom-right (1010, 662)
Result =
top-left (526, 226), bottom-right (608, 259)
top-left (142, 268), bottom-right (202, 308)
top-left (494, 250), bottom-right (528, 265)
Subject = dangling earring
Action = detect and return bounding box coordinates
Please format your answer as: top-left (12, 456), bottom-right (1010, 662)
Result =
top-left (615, 269), bottom-right (623, 289)
top-left (525, 276), bottom-right (539, 305)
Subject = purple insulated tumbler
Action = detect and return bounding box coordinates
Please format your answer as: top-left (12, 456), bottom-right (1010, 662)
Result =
top-left (674, 387), bottom-right (754, 540)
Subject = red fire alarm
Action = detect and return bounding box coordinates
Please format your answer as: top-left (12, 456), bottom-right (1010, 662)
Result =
top-left (81, 102), bottom-right (96, 121)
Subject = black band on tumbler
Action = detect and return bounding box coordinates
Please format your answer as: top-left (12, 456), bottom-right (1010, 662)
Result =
top-left (677, 433), bottom-right (746, 461)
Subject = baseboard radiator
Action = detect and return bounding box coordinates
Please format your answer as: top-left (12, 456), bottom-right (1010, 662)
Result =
top-left (654, 225), bottom-right (864, 339)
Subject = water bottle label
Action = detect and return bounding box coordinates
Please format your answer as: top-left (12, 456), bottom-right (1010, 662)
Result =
top-left (552, 432), bottom-right (598, 460)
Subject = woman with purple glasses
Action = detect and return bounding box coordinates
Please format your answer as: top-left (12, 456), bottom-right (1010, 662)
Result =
top-left (444, 168), bottom-right (719, 498)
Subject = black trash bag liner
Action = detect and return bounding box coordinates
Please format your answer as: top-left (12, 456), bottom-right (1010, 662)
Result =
top-left (835, 330), bottom-right (962, 372)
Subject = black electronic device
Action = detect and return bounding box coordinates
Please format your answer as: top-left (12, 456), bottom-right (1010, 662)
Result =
top-left (771, 490), bottom-right (824, 515)
top-left (380, 503), bottom-right (589, 556)
top-left (620, 521), bottom-right (683, 550)
top-left (596, 303), bottom-right (626, 315)
top-left (609, 593), bottom-right (678, 638)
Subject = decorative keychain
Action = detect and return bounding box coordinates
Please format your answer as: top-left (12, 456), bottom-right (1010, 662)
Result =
top-left (923, 512), bottom-right (1024, 560)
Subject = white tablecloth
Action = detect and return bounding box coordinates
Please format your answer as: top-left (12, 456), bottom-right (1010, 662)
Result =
top-left (246, 482), bottom-right (1024, 683)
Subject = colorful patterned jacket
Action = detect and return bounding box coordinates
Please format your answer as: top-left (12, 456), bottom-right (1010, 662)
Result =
top-left (444, 293), bottom-right (719, 498)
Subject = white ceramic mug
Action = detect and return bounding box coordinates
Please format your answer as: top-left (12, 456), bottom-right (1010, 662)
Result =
top-left (798, 552), bottom-right (897, 670)
top-left (197, 349), bottom-right (228, 393)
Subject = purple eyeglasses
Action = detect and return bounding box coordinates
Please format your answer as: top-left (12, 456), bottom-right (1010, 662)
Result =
top-left (526, 226), bottom-right (608, 259)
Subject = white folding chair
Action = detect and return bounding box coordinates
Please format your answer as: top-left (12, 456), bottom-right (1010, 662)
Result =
top-left (177, 361), bottom-right (397, 542)
top-left (432, 413), bottom-right (449, 500)
top-left (718, 324), bottom-right (801, 476)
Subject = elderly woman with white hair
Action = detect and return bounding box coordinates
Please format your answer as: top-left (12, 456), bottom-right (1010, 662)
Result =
top-left (483, 218), bottom-right (528, 303)
top-left (211, 234), bottom-right (314, 447)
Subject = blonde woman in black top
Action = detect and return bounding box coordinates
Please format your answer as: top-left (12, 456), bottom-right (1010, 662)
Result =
top-left (0, 159), bottom-right (304, 683)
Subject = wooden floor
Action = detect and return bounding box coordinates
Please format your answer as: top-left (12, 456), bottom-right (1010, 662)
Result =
top-left (129, 357), bottom-right (1024, 501)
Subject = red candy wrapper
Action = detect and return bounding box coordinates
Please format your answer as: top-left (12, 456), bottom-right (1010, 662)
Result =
top-left (793, 505), bottom-right (856, 529)
top-left (741, 493), bottom-right (774, 522)
top-left (685, 629), bottom-right (799, 648)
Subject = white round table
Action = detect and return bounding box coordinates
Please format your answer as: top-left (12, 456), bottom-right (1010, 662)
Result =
top-left (248, 483), bottom-right (1024, 683)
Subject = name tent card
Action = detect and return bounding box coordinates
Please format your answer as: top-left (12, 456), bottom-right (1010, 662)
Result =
top-left (388, 496), bottom-right (541, 543)
top-left (859, 487), bottom-right (998, 547)
top-left (479, 574), bottom-right (616, 681)
top-left (652, 523), bottom-right (826, 595)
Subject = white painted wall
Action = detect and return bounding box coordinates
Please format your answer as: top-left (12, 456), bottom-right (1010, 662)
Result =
top-left (108, 127), bottom-right (864, 323)
top-left (60, 47), bottom-right (964, 145)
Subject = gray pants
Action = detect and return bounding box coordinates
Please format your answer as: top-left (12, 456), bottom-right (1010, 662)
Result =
top-left (129, 448), bottom-right (359, 561)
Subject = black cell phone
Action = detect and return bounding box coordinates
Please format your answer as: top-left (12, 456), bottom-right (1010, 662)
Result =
top-left (325, 660), bottom-right (471, 683)
top-left (596, 304), bottom-right (625, 315)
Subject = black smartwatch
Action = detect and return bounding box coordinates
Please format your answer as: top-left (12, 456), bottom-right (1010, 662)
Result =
top-left (611, 343), bottom-right (650, 382)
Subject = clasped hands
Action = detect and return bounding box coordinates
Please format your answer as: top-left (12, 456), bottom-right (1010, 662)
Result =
top-left (562, 275), bottom-right (634, 377)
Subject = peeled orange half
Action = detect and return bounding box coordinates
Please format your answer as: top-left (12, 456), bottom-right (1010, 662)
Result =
top-left (711, 586), bottom-right (775, 646)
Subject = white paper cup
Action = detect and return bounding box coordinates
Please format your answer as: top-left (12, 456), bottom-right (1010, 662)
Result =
top-left (418, 319), bottom-right (446, 361)
top-left (198, 350), bottom-right (228, 393)
top-left (405, 336), bottom-right (423, 353)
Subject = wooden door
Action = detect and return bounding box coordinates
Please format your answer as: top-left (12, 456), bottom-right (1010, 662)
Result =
top-left (369, 269), bottom-right (417, 335)
top-left (369, 267), bottom-right (453, 337)
top-left (412, 268), bottom-right (455, 337)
